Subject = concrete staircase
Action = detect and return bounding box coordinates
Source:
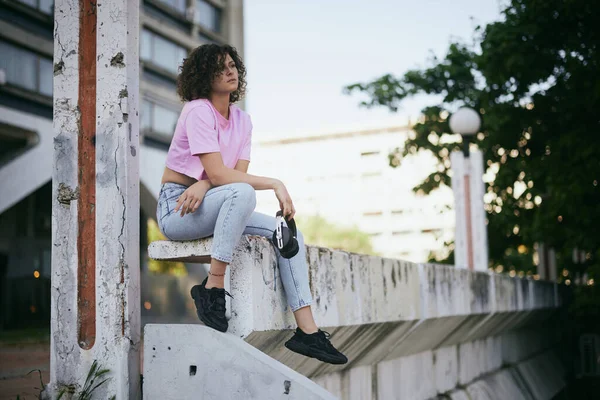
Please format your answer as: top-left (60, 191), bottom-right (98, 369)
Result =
top-left (148, 235), bottom-right (567, 400)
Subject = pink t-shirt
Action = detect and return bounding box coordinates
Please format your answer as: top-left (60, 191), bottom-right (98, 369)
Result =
top-left (165, 99), bottom-right (252, 181)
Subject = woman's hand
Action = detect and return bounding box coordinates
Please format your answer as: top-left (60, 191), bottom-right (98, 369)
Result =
top-left (273, 180), bottom-right (295, 220)
top-left (174, 180), bottom-right (212, 217)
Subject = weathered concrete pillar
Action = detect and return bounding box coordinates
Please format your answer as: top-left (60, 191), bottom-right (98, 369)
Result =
top-left (50, 0), bottom-right (140, 398)
top-left (451, 150), bottom-right (488, 271)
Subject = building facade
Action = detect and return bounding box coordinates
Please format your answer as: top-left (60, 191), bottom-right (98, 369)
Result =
top-left (250, 125), bottom-right (456, 262)
top-left (0, 0), bottom-right (244, 329)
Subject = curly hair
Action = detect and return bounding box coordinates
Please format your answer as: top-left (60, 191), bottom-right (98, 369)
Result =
top-left (176, 44), bottom-right (247, 103)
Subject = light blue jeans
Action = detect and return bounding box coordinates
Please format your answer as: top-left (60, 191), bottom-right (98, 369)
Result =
top-left (157, 182), bottom-right (312, 312)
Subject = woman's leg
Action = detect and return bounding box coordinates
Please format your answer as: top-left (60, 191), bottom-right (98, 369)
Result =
top-left (243, 212), bottom-right (318, 333)
top-left (160, 182), bottom-right (257, 273)
top-left (243, 211), bottom-right (348, 364)
top-left (159, 182), bottom-right (256, 332)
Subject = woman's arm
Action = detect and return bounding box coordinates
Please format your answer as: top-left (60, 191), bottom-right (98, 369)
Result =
top-left (200, 152), bottom-right (296, 218)
top-left (200, 153), bottom-right (278, 190)
top-left (234, 159), bottom-right (250, 174)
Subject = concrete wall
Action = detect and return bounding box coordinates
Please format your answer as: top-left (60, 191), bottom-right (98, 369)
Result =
top-left (148, 236), bottom-right (567, 399)
top-left (313, 326), bottom-right (564, 400)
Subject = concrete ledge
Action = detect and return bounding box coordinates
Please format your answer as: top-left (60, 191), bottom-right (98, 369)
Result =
top-left (149, 239), bottom-right (213, 263)
top-left (148, 236), bottom-right (565, 398)
top-left (143, 324), bottom-right (337, 400)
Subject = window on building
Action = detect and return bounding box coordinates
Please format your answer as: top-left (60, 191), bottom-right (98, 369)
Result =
top-left (140, 29), bottom-right (187, 75)
top-left (0, 41), bottom-right (52, 96)
top-left (39, 58), bottom-right (53, 96)
top-left (141, 99), bottom-right (180, 141)
top-left (16, 0), bottom-right (54, 14)
top-left (196, 0), bottom-right (221, 33)
top-left (156, 0), bottom-right (186, 13)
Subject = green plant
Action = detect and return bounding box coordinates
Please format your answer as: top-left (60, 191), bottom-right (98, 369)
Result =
top-left (147, 217), bottom-right (187, 276)
top-left (25, 368), bottom-right (46, 399)
top-left (295, 214), bottom-right (376, 255)
top-left (57, 360), bottom-right (115, 400)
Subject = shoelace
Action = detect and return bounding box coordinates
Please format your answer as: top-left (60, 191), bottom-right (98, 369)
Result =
top-left (208, 289), bottom-right (233, 313)
top-left (319, 330), bottom-right (331, 339)
top-left (316, 330), bottom-right (336, 351)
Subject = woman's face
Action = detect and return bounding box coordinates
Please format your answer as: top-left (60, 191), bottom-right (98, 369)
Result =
top-left (211, 53), bottom-right (239, 95)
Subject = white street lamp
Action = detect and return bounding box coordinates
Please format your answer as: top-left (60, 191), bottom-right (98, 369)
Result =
top-left (449, 107), bottom-right (481, 158)
top-left (449, 107), bottom-right (484, 271)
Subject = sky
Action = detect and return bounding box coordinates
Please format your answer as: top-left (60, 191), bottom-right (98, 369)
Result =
top-left (244, 0), bottom-right (505, 141)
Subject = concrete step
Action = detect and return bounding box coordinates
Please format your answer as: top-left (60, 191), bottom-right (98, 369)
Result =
top-left (143, 324), bottom-right (337, 400)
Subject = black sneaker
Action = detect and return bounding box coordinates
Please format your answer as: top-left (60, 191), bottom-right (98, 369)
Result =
top-left (190, 277), bottom-right (232, 333)
top-left (284, 328), bottom-right (348, 365)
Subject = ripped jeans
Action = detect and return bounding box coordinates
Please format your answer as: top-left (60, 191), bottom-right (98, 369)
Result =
top-left (157, 182), bottom-right (312, 312)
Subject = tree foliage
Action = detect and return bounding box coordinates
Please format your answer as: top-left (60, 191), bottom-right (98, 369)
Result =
top-left (296, 215), bottom-right (375, 255)
top-left (345, 0), bottom-right (599, 278)
top-left (147, 218), bottom-right (187, 276)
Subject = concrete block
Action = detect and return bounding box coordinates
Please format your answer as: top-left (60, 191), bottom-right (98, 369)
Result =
top-left (434, 345), bottom-right (458, 393)
top-left (515, 350), bottom-right (565, 400)
top-left (464, 368), bottom-right (533, 400)
top-left (458, 337), bottom-right (502, 385)
top-left (311, 373), bottom-right (342, 399)
top-left (343, 365), bottom-right (373, 400)
top-left (501, 328), bottom-right (546, 364)
top-left (447, 389), bottom-right (470, 400)
top-left (386, 316), bottom-right (468, 360)
top-left (384, 264), bottom-right (493, 358)
top-left (530, 280), bottom-right (557, 309)
top-left (448, 349), bottom-right (565, 400)
top-left (494, 274), bottom-right (521, 313)
top-left (143, 324), bottom-right (337, 400)
top-left (312, 365), bottom-right (373, 400)
top-left (148, 238), bottom-right (213, 263)
top-left (419, 263), bottom-right (474, 318)
top-left (377, 351), bottom-right (436, 400)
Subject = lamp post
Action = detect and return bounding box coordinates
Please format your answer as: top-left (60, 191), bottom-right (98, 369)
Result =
top-left (449, 107), bottom-right (481, 157)
top-left (449, 107), bottom-right (483, 271)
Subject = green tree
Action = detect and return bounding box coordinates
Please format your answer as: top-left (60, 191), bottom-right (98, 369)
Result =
top-left (296, 215), bottom-right (376, 255)
top-left (344, 0), bottom-right (599, 279)
top-left (147, 218), bottom-right (187, 276)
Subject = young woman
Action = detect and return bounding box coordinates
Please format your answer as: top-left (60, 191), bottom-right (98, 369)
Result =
top-left (156, 44), bottom-right (347, 365)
